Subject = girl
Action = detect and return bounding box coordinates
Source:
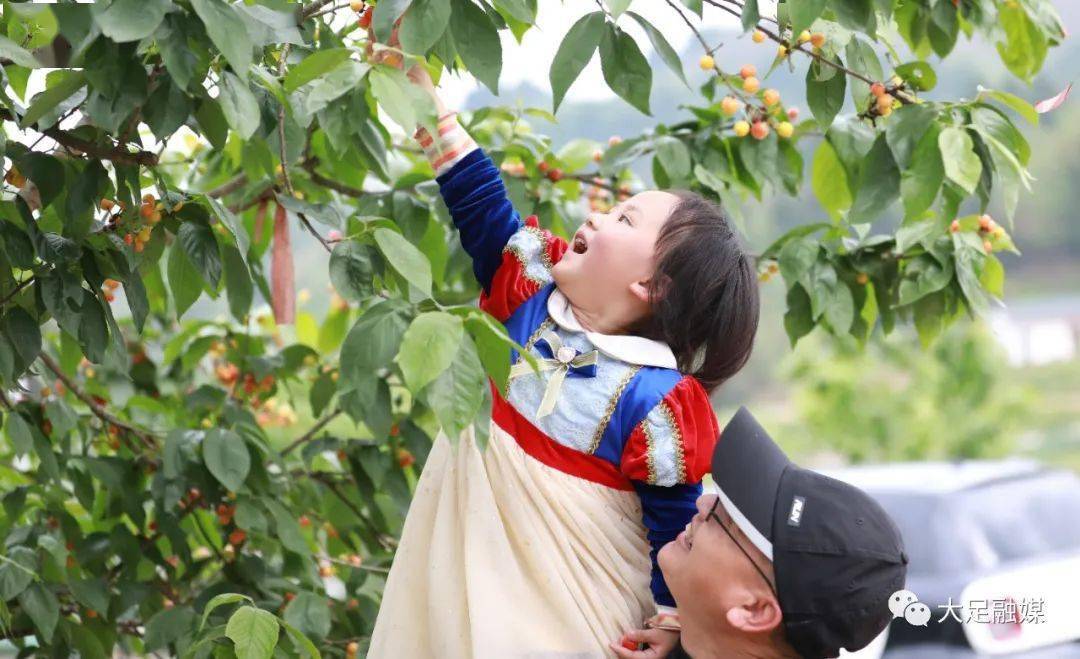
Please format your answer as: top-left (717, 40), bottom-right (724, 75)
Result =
top-left (368, 62), bottom-right (760, 658)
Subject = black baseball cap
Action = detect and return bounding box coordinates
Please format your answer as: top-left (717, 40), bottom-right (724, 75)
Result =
top-left (711, 407), bottom-right (908, 659)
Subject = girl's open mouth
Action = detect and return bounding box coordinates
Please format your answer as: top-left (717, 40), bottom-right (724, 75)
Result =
top-left (572, 232), bottom-right (588, 254)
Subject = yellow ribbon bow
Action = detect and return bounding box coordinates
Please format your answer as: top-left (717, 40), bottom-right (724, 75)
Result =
top-left (508, 330), bottom-right (599, 418)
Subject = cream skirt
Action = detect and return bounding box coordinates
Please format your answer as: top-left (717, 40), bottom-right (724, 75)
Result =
top-left (367, 420), bottom-right (655, 658)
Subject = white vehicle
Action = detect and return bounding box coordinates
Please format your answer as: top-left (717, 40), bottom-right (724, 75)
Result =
top-left (825, 460), bottom-right (1080, 658)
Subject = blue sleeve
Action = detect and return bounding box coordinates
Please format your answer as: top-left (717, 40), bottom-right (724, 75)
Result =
top-left (633, 481), bottom-right (703, 607)
top-left (435, 148), bottom-right (522, 295)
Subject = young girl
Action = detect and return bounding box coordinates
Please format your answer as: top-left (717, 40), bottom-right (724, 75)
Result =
top-left (368, 62), bottom-right (760, 658)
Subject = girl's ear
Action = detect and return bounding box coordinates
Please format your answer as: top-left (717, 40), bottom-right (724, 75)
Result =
top-left (629, 279), bottom-right (651, 304)
top-left (629, 273), bottom-right (671, 304)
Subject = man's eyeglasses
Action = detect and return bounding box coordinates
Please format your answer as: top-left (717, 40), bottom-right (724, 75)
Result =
top-left (706, 495), bottom-right (778, 597)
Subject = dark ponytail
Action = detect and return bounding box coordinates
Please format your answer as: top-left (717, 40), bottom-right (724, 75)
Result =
top-left (627, 191), bottom-right (760, 393)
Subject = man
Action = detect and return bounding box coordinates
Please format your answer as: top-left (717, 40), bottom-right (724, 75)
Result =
top-left (613, 407), bottom-right (908, 658)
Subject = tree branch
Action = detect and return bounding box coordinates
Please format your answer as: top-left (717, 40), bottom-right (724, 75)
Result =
top-left (702, 0), bottom-right (915, 103)
top-left (281, 408), bottom-right (342, 456)
top-left (38, 352), bottom-right (159, 450)
top-left (0, 109), bottom-right (159, 167)
top-left (206, 174), bottom-right (249, 199)
top-left (301, 0), bottom-right (338, 19)
top-left (0, 275), bottom-right (35, 309)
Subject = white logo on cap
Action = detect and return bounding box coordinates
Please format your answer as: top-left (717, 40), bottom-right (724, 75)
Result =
top-left (787, 496), bottom-right (805, 527)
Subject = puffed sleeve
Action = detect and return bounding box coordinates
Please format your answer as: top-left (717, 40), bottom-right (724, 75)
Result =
top-left (478, 216), bottom-right (567, 322)
top-left (620, 375), bottom-right (718, 608)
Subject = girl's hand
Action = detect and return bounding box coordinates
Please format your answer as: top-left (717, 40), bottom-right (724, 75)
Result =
top-left (366, 23), bottom-right (446, 115)
top-left (609, 628), bottom-right (680, 659)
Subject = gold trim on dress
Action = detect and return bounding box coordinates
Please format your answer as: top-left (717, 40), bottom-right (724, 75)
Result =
top-left (587, 365), bottom-right (641, 455)
top-left (642, 421), bottom-right (658, 486)
top-left (659, 402), bottom-right (687, 484)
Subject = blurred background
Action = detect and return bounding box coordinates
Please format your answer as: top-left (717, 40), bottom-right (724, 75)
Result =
top-left (277, 1), bottom-right (1080, 473)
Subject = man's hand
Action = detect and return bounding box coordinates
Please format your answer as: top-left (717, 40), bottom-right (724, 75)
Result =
top-left (610, 628), bottom-right (680, 659)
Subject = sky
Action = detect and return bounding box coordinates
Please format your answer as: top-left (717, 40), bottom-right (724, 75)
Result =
top-left (435, 1), bottom-right (766, 108)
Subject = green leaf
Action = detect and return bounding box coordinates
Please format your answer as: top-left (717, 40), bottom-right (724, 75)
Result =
top-left (399, 0), bottom-right (452, 55)
top-left (894, 61), bottom-right (937, 92)
top-left (626, 11), bottom-right (687, 87)
top-left (606, 0), bottom-right (632, 18)
top-left (681, 0), bottom-right (703, 16)
top-left (203, 428), bottom-right (250, 492)
top-left (205, 197), bottom-right (250, 259)
top-left (465, 313), bottom-right (520, 396)
top-left (266, 500), bottom-right (308, 553)
top-left (654, 136), bottom-right (692, 182)
top-left (832, 0), bottom-right (875, 33)
top-left (0, 35), bottom-right (39, 68)
top-left (283, 592), bottom-right (331, 642)
top-left (20, 70), bottom-right (87, 129)
top-left (19, 582), bottom-right (59, 643)
top-left (218, 71), bottom-right (261, 140)
top-left (279, 619), bottom-right (322, 659)
top-left (938, 127), bottom-right (982, 194)
top-left (2, 307), bottom-right (42, 374)
top-left (284, 49), bottom-right (351, 93)
top-left (790, 0), bottom-right (827, 36)
top-left (199, 593), bottom-right (252, 633)
top-left (373, 0), bottom-right (413, 43)
top-left (77, 295), bottom-right (109, 366)
top-left (494, 0), bottom-right (534, 23)
top-left (145, 606), bottom-right (198, 652)
top-left (849, 134), bottom-right (899, 222)
top-left (222, 244), bottom-right (253, 322)
top-left (980, 254), bottom-right (1005, 298)
top-left (549, 12), bottom-right (605, 112)
top-left (995, 3), bottom-right (1047, 82)
top-left (450, 0), bottom-right (503, 94)
top-left (328, 241), bottom-right (375, 303)
top-left (190, 0), bottom-right (253, 78)
top-left (369, 65), bottom-right (437, 134)
top-left (778, 237), bottom-right (819, 284)
top-left (225, 606), bottom-right (280, 659)
top-left (741, 0), bottom-right (760, 32)
top-left (396, 311), bottom-right (464, 393)
top-left (425, 334), bottom-right (485, 438)
top-left (168, 244), bottom-right (205, 318)
top-left (901, 123), bottom-right (943, 218)
top-left (341, 299), bottom-right (411, 389)
top-left (811, 140), bottom-right (851, 219)
top-left (0, 546), bottom-right (36, 600)
top-left (806, 58), bottom-right (846, 129)
top-left (4, 411), bottom-right (34, 456)
top-left (68, 577), bottom-right (109, 614)
top-left (18, 152), bottom-right (66, 209)
top-left (177, 221), bottom-right (223, 289)
top-left (884, 103), bottom-right (936, 169)
top-left (92, 0), bottom-right (173, 43)
top-left (927, 0), bottom-right (958, 57)
top-left (373, 228), bottom-right (432, 299)
top-left (599, 23), bottom-right (652, 115)
top-left (978, 87), bottom-right (1038, 125)
top-left (784, 283), bottom-right (815, 347)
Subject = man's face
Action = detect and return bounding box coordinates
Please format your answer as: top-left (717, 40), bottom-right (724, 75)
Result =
top-left (658, 494), bottom-right (782, 646)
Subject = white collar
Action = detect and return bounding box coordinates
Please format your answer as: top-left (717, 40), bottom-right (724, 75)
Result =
top-left (546, 287), bottom-right (678, 369)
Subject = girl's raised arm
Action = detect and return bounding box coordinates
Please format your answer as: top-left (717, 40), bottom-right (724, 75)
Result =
top-left (407, 65), bottom-right (523, 296)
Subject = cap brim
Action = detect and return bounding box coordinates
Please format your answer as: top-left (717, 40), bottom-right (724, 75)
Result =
top-left (711, 406), bottom-right (793, 561)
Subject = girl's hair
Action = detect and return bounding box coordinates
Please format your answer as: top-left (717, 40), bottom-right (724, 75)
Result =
top-left (627, 190), bottom-right (760, 393)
